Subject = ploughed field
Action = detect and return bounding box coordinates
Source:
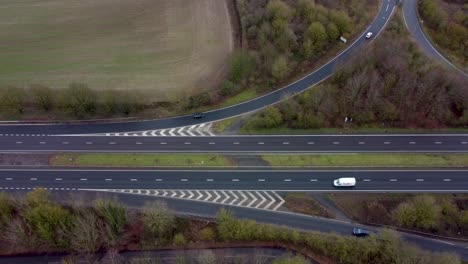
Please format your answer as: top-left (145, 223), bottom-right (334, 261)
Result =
top-left (0, 0), bottom-right (233, 101)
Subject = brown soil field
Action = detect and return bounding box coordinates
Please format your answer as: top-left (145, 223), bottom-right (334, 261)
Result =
top-left (0, 0), bottom-right (233, 101)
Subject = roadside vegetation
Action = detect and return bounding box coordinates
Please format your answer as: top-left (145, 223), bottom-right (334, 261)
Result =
top-left (50, 153), bottom-right (234, 167)
top-left (329, 193), bottom-right (468, 238)
top-left (187, 0), bottom-right (377, 111)
top-left (0, 190), bottom-right (461, 263)
top-left (241, 10), bottom-right (468, 133)
top-left (419, 0), bottom-right (468, 68)
top-left (283, 193), bottom-right (334, 218)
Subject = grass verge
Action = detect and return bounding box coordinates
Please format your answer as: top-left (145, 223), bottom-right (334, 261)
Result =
top-left (262, 154), bottom-right (468, 167)
top-left (50, 153), bottom-right (234, 167)
top-left (213, 117), bottom-right (240, 134)
top-left (283, 193), bottom-right (334, 218)
top-left (240, 126), bottom-right (468, 135)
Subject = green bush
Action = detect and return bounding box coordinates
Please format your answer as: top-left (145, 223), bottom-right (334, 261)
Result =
top-left (393, 195), bottom-right (441, 230)
top-left (0, 192), bottom-right (14, 228)
top-left (25, 188), bottom-right (52, 208)
top-left (94, 198), bottom-right (127, 244)
top-left (199, 227), bottom-right (216, 241)
top-left (60, 83), bottom-right (96, 117)
top-left (0, 86), bottom-right (25, 115)
top-left (229, 51), bottom-right (255, 83)
top-left (173, 233), bottom-right (187, 246)
top-left (24, 203), bottom-right (73, 248)
top-left (142, 201), bottom-right (176, 244)
top-left (31, 85), bottom-right (54, 111)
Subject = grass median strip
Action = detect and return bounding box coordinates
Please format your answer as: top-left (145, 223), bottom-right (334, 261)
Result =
top-left (261, 154), bottom-right (468, 167)
top-left (50, 153), bottom-right (234, 167)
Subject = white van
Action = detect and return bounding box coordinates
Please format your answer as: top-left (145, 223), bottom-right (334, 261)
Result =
top-left (333, 177), bottom-right (356, 187)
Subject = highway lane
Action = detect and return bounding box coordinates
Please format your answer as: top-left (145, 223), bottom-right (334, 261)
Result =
top-left (0, 169), bottom-right (467, 191)
top-left (403, 0), bottom-right (467, 76)
top-left (1, 134), bottom-right (468, 153)
top-left (0, 0), bottom-right (398, 135)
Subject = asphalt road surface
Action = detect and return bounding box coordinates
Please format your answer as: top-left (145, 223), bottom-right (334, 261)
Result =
top-left (1, 169), bottom-right (467, 192)
top-left (1, 134), bottom-right (467, 153)
top-left (402, 0), bottom-right (467, 76)
top-left (0, 0), bottom-right (398, 135)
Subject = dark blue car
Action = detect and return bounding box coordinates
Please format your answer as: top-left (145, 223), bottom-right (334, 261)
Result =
top-left (352, 227), bottom-right (371, 237)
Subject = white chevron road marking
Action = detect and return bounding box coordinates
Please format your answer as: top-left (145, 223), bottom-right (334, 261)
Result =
top-left (263, 191), bottom-right (276, 210)
top-left (255, 191), bottom-right (267, 209)
top-left (271, 191), bottom-right (285, 211)
top-left (238, 191), bottom-right (248, 206)
top-left (212, 191), bottom-right (221, 203)
top-left (229, 191), bottom-right (239, 205)
top-left (85, 189), bottom-right (284, 211)
top-left (246, 191), bottom-right (257, 207)
top-left (169, 128), bottom-right (176, 136)
top-left (220, 190), bottom-right (230, 204)
top-left (88, 122), bottom-right (215, 137)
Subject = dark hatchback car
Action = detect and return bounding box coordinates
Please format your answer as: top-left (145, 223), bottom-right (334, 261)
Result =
top-left (352, 227), bottom-right (371, 237)
top-left (192, 113), bottom-right (205, 119)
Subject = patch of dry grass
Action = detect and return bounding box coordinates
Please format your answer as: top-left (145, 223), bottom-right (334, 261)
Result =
top-left (0, 0), bottom-right (233, 101)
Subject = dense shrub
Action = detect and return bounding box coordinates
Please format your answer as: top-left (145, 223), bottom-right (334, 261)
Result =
top-left (419, 0), bottom-right (467, 66)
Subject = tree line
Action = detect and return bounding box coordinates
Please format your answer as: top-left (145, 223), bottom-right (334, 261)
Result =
top-left (0, 83), bottom-right (145, 119)
top-left (419, 0), bottom-right (468, 66)
top-left (243, 11), bottom-right (468, 131)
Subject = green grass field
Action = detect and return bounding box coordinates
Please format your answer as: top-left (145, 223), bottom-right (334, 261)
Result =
top-left (51, 153), bottom-right (233, 167)
top-left (262, 154), bottom-right (468, 167)
top-left (0, 0), bottom-right (232, 101)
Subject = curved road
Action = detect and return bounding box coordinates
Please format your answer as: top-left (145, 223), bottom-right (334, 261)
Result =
top-left (0, 0), bottom-right (398, 135)
top-left (402, 0), bottom-right (467, 76)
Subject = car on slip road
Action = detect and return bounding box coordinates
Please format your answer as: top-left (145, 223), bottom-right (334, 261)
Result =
top-left (192, 113), bottom-right (205, 119)
top-left (352, 227), bottom-right (371, 237)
